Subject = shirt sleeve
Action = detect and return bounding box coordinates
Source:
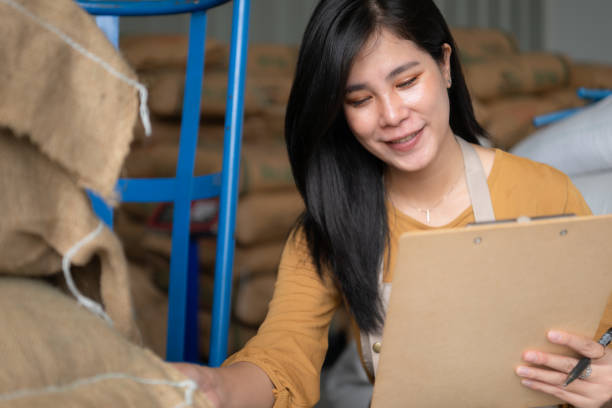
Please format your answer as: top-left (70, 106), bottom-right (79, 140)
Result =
top-left (563, 176), bottom-right (592, 216)
top-left (223, 229), bottom-right (341, 407)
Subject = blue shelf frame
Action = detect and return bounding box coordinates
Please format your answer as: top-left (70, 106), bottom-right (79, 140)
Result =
top-left (79, 0), bottom-right (250, 366)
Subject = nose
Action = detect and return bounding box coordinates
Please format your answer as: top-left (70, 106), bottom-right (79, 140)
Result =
top-left (379, 92), bottom-right (408, 127)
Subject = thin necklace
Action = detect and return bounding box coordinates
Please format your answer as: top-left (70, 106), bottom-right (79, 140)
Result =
top-left (403, 168), bottom-right (465, 225)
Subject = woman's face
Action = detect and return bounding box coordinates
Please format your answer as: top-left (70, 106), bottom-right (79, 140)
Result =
top-left (343, 29), bottom-right (453, 174)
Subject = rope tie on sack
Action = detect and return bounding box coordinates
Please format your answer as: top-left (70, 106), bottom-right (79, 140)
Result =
top-left (0, 0), bottom-right (152, 136)
top-left (0, 373), bottom-right (198, 408)
top-left (61, 221), bottom-right (114, 326)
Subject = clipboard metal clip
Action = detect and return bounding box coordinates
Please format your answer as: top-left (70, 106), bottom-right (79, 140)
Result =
top-left (467, 213), bottom-right (576, 227)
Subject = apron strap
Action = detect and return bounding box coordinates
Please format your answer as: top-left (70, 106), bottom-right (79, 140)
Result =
top-left (360, 137), bottom-right (495, 378)
top-left (457, 137), bottom-right (495, 223)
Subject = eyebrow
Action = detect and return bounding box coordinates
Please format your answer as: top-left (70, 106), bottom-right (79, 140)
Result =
top-left (345, 61), bottom-right (420, 94)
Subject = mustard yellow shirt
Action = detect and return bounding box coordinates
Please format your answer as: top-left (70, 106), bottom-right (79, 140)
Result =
top-left (223, 149), bottom-right (592, 407)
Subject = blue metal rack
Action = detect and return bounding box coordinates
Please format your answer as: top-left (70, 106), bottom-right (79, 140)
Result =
top-left (532, 87), bottom-right (612, 127)
top-left (79, 0), bottom-right (250, 366)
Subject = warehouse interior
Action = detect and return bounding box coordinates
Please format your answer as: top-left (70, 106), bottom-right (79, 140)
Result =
top-left (0, 0), bottom-right (611, 407)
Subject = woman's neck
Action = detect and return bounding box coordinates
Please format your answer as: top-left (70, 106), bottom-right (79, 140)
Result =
top-left (385, 133), bottom-right (467, 222)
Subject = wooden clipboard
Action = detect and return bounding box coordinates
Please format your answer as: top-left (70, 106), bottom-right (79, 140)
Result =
top-left (371, 215), bottom-right (612, 408)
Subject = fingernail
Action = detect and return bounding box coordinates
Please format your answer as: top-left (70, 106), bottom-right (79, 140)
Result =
top-left (524, 351), bottom-right (537, 362)
top-left (516, 366), bottom-right (530, 376)
top-left (548, 330), bottom-right (562, 341)
top-left (521, 379), bottom-right (533, 387)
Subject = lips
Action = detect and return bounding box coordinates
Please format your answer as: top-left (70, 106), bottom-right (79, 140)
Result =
top-left (385, 126), bottom-right (425, 145)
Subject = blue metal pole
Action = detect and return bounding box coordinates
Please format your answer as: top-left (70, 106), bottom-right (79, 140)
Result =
top-left (166, 10), bottom-right (207, 362)
top-left (208, 0), bottom-right (250, 367)
top-left (577, 87), bottom-right (612, 101)
top-left (532, 107), bottom-right (583, 127)
top-left (185, 238), bottom-right (201, 363)
top-left (78, 0), bottom-right (229, 16)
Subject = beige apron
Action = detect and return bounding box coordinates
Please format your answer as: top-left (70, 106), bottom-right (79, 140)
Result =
top-left (359, 137), bottom-right (495, 378)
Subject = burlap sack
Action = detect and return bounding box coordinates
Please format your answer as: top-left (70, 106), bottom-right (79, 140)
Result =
top-left (144, 233), bottom-right (283, 282)
top-left (121, 34), bottom-right (228, 71)
top-left (132, 116), bottom-right (282, 147)
top-left (0, 277), bottom-right (212, 408)
top-left (247, 44), bottom-right (299, 78)
top-left (148, 69), bottom-right (264, 118)
top-left (147, 66), bottom-right (294, 118)
top-left (451, 27), bottom-right (518, 64)
top-left (570, 62), bottom-right (612, 90)
top-left (0, 132), bottom-right (139, 340)
top-left (123, 144), bottom-right (221, 179)
top-left (235, 190), bottom-right (304, 245)
top-left (464, 53), bottom-right (570, 101)
top-left (0, 0), bottom-right (139, 199)
top-left (234, 240), bottom-right (285, 278)
top-left (124, 141), bottom-right (294, 194)
top-left (129, 263), bottom-right (169, 359)
top-left (233, 274), bottom-right (277, 327)
top-left (483, 89), bottom-right (585, 150)
top-left (471, 97), bottom-right (490, 125)
top-left (113, 209), bottom-right (151, 263)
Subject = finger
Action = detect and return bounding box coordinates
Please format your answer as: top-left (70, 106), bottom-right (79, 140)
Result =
top-left (548, 330), bottom-right (606, 359)
top-left (515, 365), bottom-right (598, 396)
top-left (520, 378), bottom-right (593, 408)
top-left (523, 350), bottom-right (580, 374)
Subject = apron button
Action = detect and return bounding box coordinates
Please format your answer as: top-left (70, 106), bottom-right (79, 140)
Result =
top-left (372, 342), bottom-right (382, 353)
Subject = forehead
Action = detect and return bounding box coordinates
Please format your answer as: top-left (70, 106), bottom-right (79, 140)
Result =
top-left (348, 29), bottom-right (431, 79)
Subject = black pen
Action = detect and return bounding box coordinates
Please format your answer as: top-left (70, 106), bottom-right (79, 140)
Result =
top-left (563, 327), bottom-right (612, 387)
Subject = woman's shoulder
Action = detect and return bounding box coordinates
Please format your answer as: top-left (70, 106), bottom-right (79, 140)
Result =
top-left (489, 149), bottom-right (590, 217)
top-left (493, 148), bottom-right (571, 184)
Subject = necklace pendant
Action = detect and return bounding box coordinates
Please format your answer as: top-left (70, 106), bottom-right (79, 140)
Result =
top-left (426, 209), bottom-right (431, 224)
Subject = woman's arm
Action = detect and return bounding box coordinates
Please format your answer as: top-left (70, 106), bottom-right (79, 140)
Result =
top-left (172, 361), bottom-right (275, 408)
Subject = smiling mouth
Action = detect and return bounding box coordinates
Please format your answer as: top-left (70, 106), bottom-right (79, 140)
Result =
top-left (387, 127), bottom-right (423, 144)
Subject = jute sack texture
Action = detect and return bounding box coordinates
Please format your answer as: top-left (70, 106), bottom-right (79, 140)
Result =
top-left (463, 53), bottom-right (571, 101)
top-left (482, 88), bottom-right (587, 150)
top-left (235, 190), bottom-right (304, 245)
top-left (451, 27), bottom-right (518, 63)
top-left (147, 69), bottom-right (293, 119)
top-left (0, 0), bottom-right (139, 199)
top-left (0, 131), bottom-right (139, 341)
top-left (570, 63), bottom-right (612, 90)
top-left (0, 277), bottom-right (212, 408)
top-left (121, 34), bottom-right (228, 71)
top-left (124, 141), bottom-right (294, 194)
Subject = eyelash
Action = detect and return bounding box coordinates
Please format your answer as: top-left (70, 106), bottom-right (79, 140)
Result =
top-left (397, 77), bottom-right (417, 89)
top-left (349, 97), bottom-right (371, 107)
top-left (347, 76), bottom-right (418, 107)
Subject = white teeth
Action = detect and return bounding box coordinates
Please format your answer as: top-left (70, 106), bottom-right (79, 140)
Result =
top-left (390, 131), bottom-right (417, 144)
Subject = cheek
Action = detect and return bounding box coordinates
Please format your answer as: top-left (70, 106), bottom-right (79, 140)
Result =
top-left (344, 108), bottom-right (375, 139)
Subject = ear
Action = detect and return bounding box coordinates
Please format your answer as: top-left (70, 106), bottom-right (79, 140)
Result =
top-left (440, 43), bottom-right (452, 87)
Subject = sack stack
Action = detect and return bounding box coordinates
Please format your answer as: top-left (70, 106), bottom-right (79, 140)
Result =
top-left (452, 27), bottom-right (603, 150)
top-left (115, 35), bottom-right (302, 360)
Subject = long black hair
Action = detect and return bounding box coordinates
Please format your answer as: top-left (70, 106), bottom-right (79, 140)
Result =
top-left (285, 0), bottom-right (486, 333)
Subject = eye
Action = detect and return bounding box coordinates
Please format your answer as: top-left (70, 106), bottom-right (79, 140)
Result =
top-left (347, 96), bottom-right (371, 108)
top-left (397, 77), bottom-right (417, 89)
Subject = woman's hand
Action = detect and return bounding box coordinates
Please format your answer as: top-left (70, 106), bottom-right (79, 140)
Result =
top-left (171, 363), bottom-right (225, 407)
top-left (170, 361), bottom-right (275, 408)
top-left (515, 330), bottom-right (612, 408)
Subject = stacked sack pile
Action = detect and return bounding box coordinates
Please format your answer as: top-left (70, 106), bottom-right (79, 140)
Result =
top-left (454, 28), bottom-right (612, 150)
top-left (114, 35), bottom-right (305, 360)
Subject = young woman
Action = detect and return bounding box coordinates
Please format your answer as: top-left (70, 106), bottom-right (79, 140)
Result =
top-left (174, 1), bottom-right (611, 407)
